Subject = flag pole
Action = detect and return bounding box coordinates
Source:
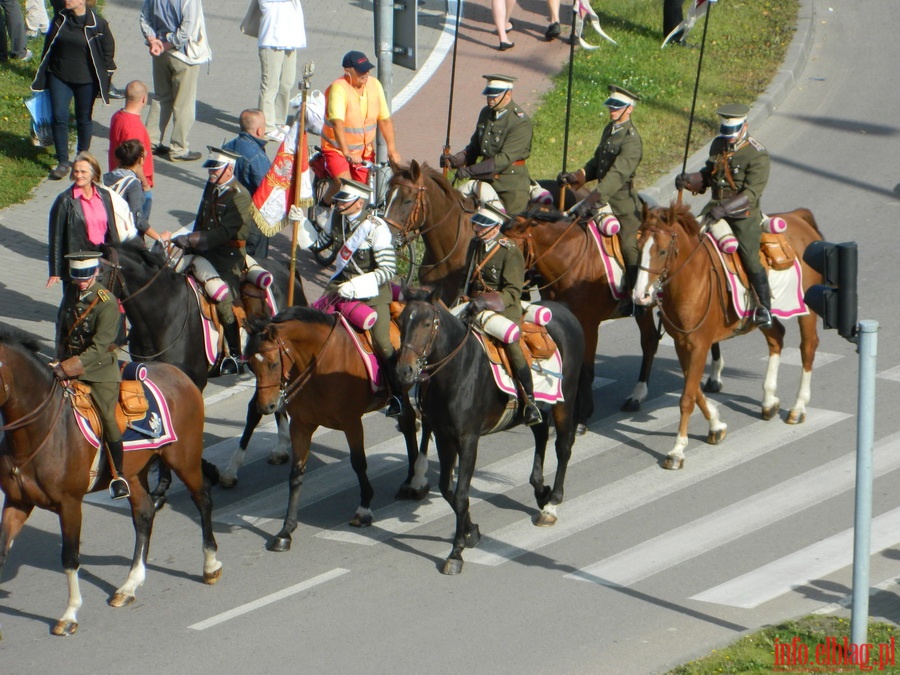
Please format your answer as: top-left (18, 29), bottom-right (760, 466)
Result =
top-left (678, 0), bottom-right (714, 205)
top-left (443, 0), bottom-right (463, 178)
top-left (288, 62), bottom-right (315, 306)
top-left (559, 6), bottom-right (577, 210)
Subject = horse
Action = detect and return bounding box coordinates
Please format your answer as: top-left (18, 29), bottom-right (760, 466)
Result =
top-left (634, 203), bottom-right (823, 470)
top-left (103, 240), bottom-right (305, 495)
top-left (0, 329), bottom-right (221, 636)
top-left (394, 287), bottom-right (584, 575)
top-left (243, 306), bottom-right (425, 552)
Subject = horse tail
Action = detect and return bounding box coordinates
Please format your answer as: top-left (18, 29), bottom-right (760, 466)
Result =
top-left (201, 458), bottom-right (220, 487)
top-left (794, 208), bottom-right (824, 238)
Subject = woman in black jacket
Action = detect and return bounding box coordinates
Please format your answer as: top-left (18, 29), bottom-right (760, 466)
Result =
top-left (31, 0), bottom-right (115, 181)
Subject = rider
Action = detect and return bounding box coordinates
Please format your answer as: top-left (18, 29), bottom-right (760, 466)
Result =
top-left (440, 74), bottom-right (533, 215)
top-left (54, 251), bottom-right (130, 500)
top-left (675, 103), bottom-right (773, 328)
top-left (171, 146), bottom-right (255, 372)
top-left (324, 177), bottom-right (404, 418)
top-left (457, 203), bottom-right (542, 426)
top-left (316, 51), bottom-right (401, 229)
top-left (558, 84), bottom-right (644, 317)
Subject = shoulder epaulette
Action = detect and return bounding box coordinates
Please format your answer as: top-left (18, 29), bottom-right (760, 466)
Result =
top-left (748, 137), bottom-right (765, 151)
top-left (498, 238), bottom-right (511, 248)
top-left (97, 289), bottom-right (112, 302)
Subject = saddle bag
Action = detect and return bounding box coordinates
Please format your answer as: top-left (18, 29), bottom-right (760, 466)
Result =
top-left (119, 380), bottom-right (149, 417)
top-left (521, 322), bottom-right (557, 360)
top-left (759, 232), bottom-right (796, 271)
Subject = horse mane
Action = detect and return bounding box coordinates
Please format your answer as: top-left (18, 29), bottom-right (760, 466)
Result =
top-left (393, 162), bottom-right (460, 202)
top-left (654, 202), bottom-right (702, 237)
top-left (244, 305), bottom-right (335, 356)
top-left (106, 238), bottom-right (169, 271)
top-left (0, 327), bottom-right (54, 381)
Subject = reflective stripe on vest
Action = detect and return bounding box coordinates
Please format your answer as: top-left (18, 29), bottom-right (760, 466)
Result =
top-left (321, 77), bottom-right (381, 155)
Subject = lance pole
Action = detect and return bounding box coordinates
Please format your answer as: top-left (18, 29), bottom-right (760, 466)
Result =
top-left (288, 62), bottom-right (314, 306)
top-left (559, 6), bottom-right (578, 210)
top-left (443, 0), bottom-right (463, 177)
top-left (679, 0), bottom-right (715, 204)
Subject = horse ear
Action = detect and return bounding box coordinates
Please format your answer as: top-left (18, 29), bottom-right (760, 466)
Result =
top-left (427, 284), bottom-right (441, 305)
top-left (389, 156), bottom-right (404, 175)
top-left (409, 159), bottom-right (420, 181)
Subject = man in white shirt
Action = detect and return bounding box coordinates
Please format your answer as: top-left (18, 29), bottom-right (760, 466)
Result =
top-left (257, 0), bottom-right (306, 141)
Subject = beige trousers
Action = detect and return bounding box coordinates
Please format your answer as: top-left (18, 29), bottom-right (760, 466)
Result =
top-left (258, 48), bottom-right (297, 135)
top-left (146, 51), bottom-right (200, 156)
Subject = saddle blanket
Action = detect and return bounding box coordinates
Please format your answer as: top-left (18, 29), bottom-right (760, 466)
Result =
top-left (475, 334), bottom-right (565, 404)
top-left (708, 234), bottom-right (809, 320)
top-left (587, 220), bottom-right (627, 301)
top-left (187, 276), bottom-right (219, 365)
top-left (339, 315), bottom-right (382, 394)
top-left (73, 376), bottom-right (178, 451)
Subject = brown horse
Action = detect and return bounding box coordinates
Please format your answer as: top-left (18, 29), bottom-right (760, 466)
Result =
top-left (243, 307), bottom-right (424, 552)
top-left (635, 204), bottom-right (823, 470)
top-left (0, 329), bottom-right (221, 636)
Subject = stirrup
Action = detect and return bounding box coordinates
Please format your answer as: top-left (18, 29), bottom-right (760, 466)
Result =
top-left (753, 306), bottom-right (773, 329)
top-left (524, 398), bottom-right (543, 427)
top-left (109, 477), bottom-right (130, 500)
top-left (218, 355), bottom-right (242, 376)
top-left (385, 396), bottom-right (403, 418)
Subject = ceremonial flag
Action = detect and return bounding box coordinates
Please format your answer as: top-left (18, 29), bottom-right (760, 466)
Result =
top-left (251, 119), bottom-right (314, 237)
top-left (573, 0), bottom-right (617, 49)
top-left (662, 0), bottom-right (713, 48)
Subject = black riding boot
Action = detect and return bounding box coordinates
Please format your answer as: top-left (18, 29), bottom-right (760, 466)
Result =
top-left (107, 439), bottom-right (130, 500)
top-left (618, 265), bottom-right (646, 318)
top-left (515, 363), bottom-right (543, 427)
top-left (220, 321), bottom-right (243, 375)
top-left (383, 353), bottom-right (405, 418)
top-left (749, 271), bottom-right (773, 329)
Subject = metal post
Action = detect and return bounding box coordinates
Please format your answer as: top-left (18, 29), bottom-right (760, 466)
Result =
top-left (375, 0), bottom-right (394, 181)
top-left (850, 319), bottom-right (879, 647)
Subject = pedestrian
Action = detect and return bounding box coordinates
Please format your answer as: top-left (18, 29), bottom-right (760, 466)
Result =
top-left (140, 0), bottom-right (211, 162)
top-left (544, 0), bottom-right (561, 41)
top-left (558, 84), bottom-right (644, 316)
top-left (31, 0), bottom-right (115, 180)
top-left (676, 103), bottom-right (773, 328)
top-left (440, 74), bottom-right (532, 215)
top-left (24, 0), bottom-right (49, 38)
top-left (257, 0), bottom-right (306, 142)
top-left (0, 0), bottom-right (32, 61)
top-left (223, 108), bottom-right (272, 257)
top-left (53, 250), bottom-right (130, 500)
top-left (103, 139), bottom-right (169, 244)
top-left (491, 0), bottom-right (516, 51)
top-left (108, 80), bottom-right (154, 215)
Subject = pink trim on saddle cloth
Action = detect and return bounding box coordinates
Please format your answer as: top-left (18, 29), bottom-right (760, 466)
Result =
top-left (707, 233), bottom-right (809, 320)
top-left (474, 334), bottom-right (565, 404)
top-left (187, 276), bottom-right (219, 365)
top-left (73, 378), bottom-right (178, 451)
top-left (338, 315), bottom-right (382, 394)
top-left (586, 220), bottom-right (627, 300)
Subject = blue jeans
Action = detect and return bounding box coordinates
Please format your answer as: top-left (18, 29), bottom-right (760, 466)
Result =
top-left (47, 72), bottom-right (98, 164)
top-left (142, 189), bottom-right (153, 220)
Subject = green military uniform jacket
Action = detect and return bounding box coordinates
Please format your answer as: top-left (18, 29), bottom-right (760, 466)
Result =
top-left (192, 179), bottom-right (255, 292)
top-left (464, 100), bottom-right (532, 214)
top-left (700, 134), bottom-right (770, 224)
top-left (583, 118), bottom-right (643, 231)
top-left (59, 281), bottom-right (121, 384)
top-left (461, 237), bottom-right (525, 323)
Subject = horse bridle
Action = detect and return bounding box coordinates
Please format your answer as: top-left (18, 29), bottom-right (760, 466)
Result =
top-left (401, 304), bottom-right (472, 382)
top-left (507, 215), bottom-right (592, 292)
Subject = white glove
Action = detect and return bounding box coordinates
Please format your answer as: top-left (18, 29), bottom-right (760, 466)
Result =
top-left (337, 272), bottom-right (379, 300)
top-left (337, 280), bottom-right (358, 299)
top-left (295, 217), bottom-right (317, 250)
top-left (288, 205), bottom-right (305, 223)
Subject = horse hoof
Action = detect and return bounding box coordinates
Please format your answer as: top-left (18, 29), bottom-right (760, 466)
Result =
top-left (620, 399), bottom-right (641, 413)
top-left (219, 474), bottom-right (237, 489)
top-left (707, 428), bottom-right (727, 445)
top-left (204, 565), bottom-right (223, 585)
top-left (51, 620), bottom-right (78, 636)
top-left (441, 558), bottom-right (464, 575)
top-left (703, 379), bottom-right (723, 394)
top-left (535, 511), bottom-right (558, 527)
top-left (349, 512), bottom-right (373, 528)
top-left (575, 423), bottom-right (588, 436)
top-left (267, 537), bottom-right (292, 552)
top-left (267, 453), bottom-right (290, 466)
top-left (761, 403), bottom-right (781, 421)
top-left (108, 592), bottom-right (135, 608)
top-left (662, 456), bottom-right (684, 470)
top-left (395, 482), bottom-right (430, 501)
top-left (152, 495), bottom-right (167, 512)
top-left (786, 410), bottom-right (806, 425)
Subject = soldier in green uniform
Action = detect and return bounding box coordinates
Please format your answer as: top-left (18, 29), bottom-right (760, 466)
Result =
top-left (54, 251), bottom-right (130, 500)
top-left (457, 203), bottom-right (542, 426)
top-left (559, 84), bottom-right (644, 316)
top-left (171, 146), bottom-right (256, 366)
top-left (440, 74), bottom-right (533, 215)
top-left (325, 178), bottom-right (404, 418)
top-left (676, 103), bottom-right (773, 328)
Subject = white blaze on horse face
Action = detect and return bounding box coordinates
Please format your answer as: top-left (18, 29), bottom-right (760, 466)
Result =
top-left (634, 239), bottom-right (655, 305)
top-left (385, 185), bottom-right (400, 220)
top-left (253, 353), bottom-right (264, 362)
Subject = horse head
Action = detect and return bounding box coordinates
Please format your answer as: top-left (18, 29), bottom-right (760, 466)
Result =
top-left (396, 285), bottom-right (445, 388)
top-left (0, 329), bottom-right (60, 445)
top-left (244, 313), bottom-right (285, 414)
top-left (635, 202), bottom-right (703, 307)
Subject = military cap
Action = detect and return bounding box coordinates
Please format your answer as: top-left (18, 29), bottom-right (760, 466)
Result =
top-left (716, 103), bottom-right (750, 138)
top-left (202, 146), bottom-right (241, 169)
top-left (481, 74), bottom-right (517, 97)
top-left (603, 85), bottom-right (641, 109)
top-left (471, 202), bottom-right (509, 228)
top-left (333, 178), bottom-right (373, 203)
top-left (66, 251), bottom-right (102, 279)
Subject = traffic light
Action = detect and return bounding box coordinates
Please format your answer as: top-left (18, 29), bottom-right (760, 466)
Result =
top-left (803, 240), bottom-right (858, 340)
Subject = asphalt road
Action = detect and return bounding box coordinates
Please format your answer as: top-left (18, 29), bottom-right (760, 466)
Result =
top-left (2, 1), bottom-right (900, 673)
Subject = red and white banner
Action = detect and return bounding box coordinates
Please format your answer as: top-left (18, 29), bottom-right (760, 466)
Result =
top-left (251, 119), bottom-right (314, 236)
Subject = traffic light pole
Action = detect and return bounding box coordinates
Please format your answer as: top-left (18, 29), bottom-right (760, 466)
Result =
top-left (850, 319), bottom-right (879, 648)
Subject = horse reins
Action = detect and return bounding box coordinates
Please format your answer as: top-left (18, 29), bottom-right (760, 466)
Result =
top-left (257, 319), bottom-right (341, 406)
top-left (507, 215), bottom-right (592, 292)
top-left (402, 306), bottom-right (473, 381)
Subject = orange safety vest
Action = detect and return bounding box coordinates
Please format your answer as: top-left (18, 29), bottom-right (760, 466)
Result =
top-left (321, 77), bottom-right (382, 157)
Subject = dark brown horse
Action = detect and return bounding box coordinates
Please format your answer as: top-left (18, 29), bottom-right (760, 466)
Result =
top-left (635, 204), bottom-right (823, 470)
top-left (0, 330), bottom-right (221, 636)
top-left (243, 307), bottom-right (424, 552)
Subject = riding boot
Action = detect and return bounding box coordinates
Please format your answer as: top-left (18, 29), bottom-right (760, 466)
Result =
top-left (618, 265), bottom-right (646, 318)
top-left (220, 321), bottom-right (243, 375)
top-left (749, 271), bottom-right (774, 329)
top-left (383, 353), bottom-right (404, 418)
top-left (515, 363), bottom-right (543, 427)
top-left (107, 439), bottom-right (130, 500)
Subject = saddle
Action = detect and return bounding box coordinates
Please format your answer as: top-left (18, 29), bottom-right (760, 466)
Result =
top-left (70, 379), bottom-right (150, 438)
top-left (599, 229), bottom-right (624, 267)
top-left (353, 300), bottom-right (404, 354)
top-left (480, 321), bottom-right (558, 375)
top-left (721, 232), bottom-right (797, 288)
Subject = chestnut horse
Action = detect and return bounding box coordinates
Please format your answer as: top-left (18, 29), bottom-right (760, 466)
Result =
top-left (634, 204), bottom-right (823, 470)
top-left (243, 307), bottom-right (425, 552)
top-left (395, 288), bottom-right (584, 575)
top-left (0, 330), bottom-right (221, 636)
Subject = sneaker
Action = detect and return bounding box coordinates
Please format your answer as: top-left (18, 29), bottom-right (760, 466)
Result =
top-left (266, 129), bottom-right (286, 143)
top-left (108, 85), bottom-right (126, 100)
top-left (169, 150), bottom-right (202, 162)
top-left (48, 163), bottom-right (71, 180)
top-left (545, 22), bottom-right (561, 40)
top-left (151, 144), bottom-right (170, 157)
top-left (17, 49), bottom-right (33, 62)
top-left (26, 30), bottom-right (39, 39)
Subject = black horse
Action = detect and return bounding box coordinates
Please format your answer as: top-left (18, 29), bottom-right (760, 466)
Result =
top-left (103, 240), bottom-right (308, 499)
top-left (395, 287), bottom-right (585, 575)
